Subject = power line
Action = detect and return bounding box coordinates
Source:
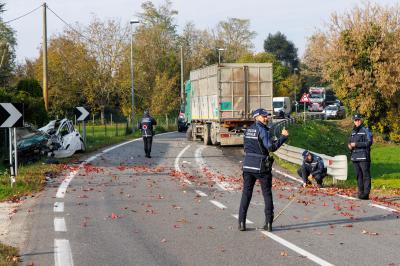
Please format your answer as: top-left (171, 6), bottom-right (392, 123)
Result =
top-left (46, 5), bottom-right (91, 42)
top-left (4, 5), bottom-right (42, 24)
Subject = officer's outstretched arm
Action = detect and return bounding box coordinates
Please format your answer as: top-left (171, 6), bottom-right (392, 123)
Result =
top-left (259, 127), bottom-right (288, 152)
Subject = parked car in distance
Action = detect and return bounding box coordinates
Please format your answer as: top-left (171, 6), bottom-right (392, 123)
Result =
top-left (273, 97), bottom-right (291, 118)
top-left (324, 104), bottom-right (345, 119)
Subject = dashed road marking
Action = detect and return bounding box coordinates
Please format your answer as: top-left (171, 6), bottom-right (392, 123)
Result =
top-left (54, 217), bottom-right (67, 232)
top-left (210, 200), bottom-right (227, 209)
top-left (261, 231), bottom-right (334, 266)
top-left (54, 239), bottom-right (74, 266)
top-left (195, 190), bottom-right (208, 197)
top-left (231, 214), bottom-right (254, 224)
top-left (54, 202), bottom-right (64, 213)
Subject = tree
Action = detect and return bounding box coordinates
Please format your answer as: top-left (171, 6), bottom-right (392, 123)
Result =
top-left (0, 2), bottom-right (17, 87)
top-left (264, 32), bottom-right (299, 71)
top-left (215, 18), bottom-right (256, 62)
top-left (304, 2), bottom-right (400, 141)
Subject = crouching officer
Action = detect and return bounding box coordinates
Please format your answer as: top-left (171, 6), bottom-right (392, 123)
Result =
top-left (138, 110), bottom-right (157, 158)
top-left (238, 108), bottom-right (289, 232)
top-left (297, 150), bottom-right (327, 188)
top-left (348, 113), bottom-right (373, 200)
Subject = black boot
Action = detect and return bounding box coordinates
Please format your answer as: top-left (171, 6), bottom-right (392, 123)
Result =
top-left (238, 222), bottom-right (246, 231)
top-left (263, 222), bottom-right (272, 232)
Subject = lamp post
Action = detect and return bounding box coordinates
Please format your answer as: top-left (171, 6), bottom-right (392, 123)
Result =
top-left (130, 19), bottom-right (140, 132)
top-left (293, 67), bottom-right (299, 113)
top-left (217, 48), bottom-right (225, 65)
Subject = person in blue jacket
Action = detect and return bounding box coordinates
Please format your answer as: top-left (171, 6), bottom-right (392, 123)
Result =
top-left (238, 108), bottom-right (289, 232)
top-left (348, 113), bottom-right (373, 200)
top-left (297, 150), bottom-right (327, 188)
top-left (138, 110), bottom-right (157, 158)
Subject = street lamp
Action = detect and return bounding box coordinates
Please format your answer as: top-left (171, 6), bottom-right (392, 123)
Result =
top-left (130, 19), bottom-right (140, 132)
top-left (293, 67), bottom-right (299, 113)
top-left (217, 48), bottom-right (225, 65)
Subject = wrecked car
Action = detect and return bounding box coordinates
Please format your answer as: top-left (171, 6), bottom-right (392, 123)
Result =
top-left (16, 126), bottom-right (51, 164)
top-left (39, 119), bottom-right (85, 158)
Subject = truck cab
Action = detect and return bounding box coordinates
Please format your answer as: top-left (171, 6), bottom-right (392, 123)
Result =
top-left (273, 97), bottom-right (291, 118)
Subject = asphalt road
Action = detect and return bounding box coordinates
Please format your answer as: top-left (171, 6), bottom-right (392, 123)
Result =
top-left (21, 132), bottom-right (400, 266)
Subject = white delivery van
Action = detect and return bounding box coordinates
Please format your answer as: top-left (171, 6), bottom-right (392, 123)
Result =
top-left (273, 97), bottom-right (291, 118)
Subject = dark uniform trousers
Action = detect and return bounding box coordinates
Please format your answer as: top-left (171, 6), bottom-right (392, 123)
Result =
top-left (353, 161), bottom-right (371, 196)
top-left (239, 171), bottom-right (273, 224)
top-left (143, 136), bottom-right (153, 156)
top-left (297, 168), bottom-right (325, 185)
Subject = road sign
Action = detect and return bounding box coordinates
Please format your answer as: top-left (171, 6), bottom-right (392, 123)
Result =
top-left (76, 107), bottom-right (90, 122)
top-left (0, 103), bottom-right (23, 128)
top-left (299, 93), bottom-right (311, 103)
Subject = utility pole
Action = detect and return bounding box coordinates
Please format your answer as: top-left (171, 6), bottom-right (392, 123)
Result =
top-left (180, 46), bottom-right (184, 103)
top-left (42, 2), bottom-right (48, 112)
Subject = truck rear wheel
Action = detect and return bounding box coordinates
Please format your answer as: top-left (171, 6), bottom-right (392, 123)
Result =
top-left (186, 127), bottom-right (193, 141)
top-left (203, 124), bottom-right (211, 145)
top-left (210, 124), bottom-right (219, 145)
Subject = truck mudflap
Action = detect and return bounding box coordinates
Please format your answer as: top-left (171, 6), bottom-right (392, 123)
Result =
top-left (219, 132), bottom-right (244, 146)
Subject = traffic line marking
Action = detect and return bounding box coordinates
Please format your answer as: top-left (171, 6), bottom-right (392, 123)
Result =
top-left (54, 217), bottom-right (67, 232)
top-left (261, 231), bottom-right (334, 266)
top-left (210, 200), bottom-right (227, 209)
top-left (54, 239), bottom-right (74, 266)
top-left (174, 144), bottom-right (192, 185)
top-left (369, 203), bottom-right (399, 213)
top-left (336, 194), bottom-right (357, 200)
top-left (231, 214), bottom-right (254, 224)
top-left (54, 202), bottom-right (64, 213)
top-left (195, 190), bottom-right (208, 197)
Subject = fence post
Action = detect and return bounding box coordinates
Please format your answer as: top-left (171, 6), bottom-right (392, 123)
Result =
top-left (104, 123), bottom-right (107, 137)
top-left (116, 122), bottom-right (118, 136)
top-left (166, 114), bottom-right (169, 128)
top-left (111, 114), bottom-right (113, 126)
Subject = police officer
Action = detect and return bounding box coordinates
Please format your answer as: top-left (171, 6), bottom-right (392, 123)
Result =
top-left (348, 113), bottom-right (373, 200)
top-left (297, 150), bottom-right (327, 188)
top-left (238, 108), bottom-right (289, 232)
top-left (138, 110), bottom-right (157, 158)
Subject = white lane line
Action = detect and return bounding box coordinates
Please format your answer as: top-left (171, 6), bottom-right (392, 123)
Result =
top-left (195, 190), bottom-right (208, 197)
top-left (174, 144), bottom-right (192, 185)
top-left (209, 200), bottom-right (227, 209)
top-left (231, 214), bottom-right (254, 224)
top-left (272, 168), bottom-right (400, 213)
top-left (54, 202), bottom-right (64, 213)
top-left (195, 146), bottom-right (229, 191)
top-left (369, 203), bottom-right (399, 213)
top-left (54, 217), bottom-right (67, 232)
top-left (261, 231), bottom-right (334, 266)
top-left (56, 170), bottom-right (80, 198)
top-left (336, 194), bottom-right (357, 200)
top-left (54, 239), bottom-right (74, 266)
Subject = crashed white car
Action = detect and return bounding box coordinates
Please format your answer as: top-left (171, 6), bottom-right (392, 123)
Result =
top-left (39, 119), bottom-right (85, 158)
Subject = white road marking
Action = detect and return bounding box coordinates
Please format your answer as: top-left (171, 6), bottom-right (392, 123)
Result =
top-left (210, 200), bottom-right (227, 209)
top-left (195, 146), bottom-right (230, 191)
top-left (261, 231), bottom-right (334, 266)
top-left (54, 217), bottom-right (67, 232)
top-left (272, 168), bottom-right (303, 184)
top-left (56, 170), bottom-right (80, 198)
top-left (336, 194), bottom-right (357, 200)
top-left (231, 214), bottom-right (254, 224)
top-left (174, 144), bottom-right (192, 185)
top-left (54, 202), bottom-right (64, 213)
top-left (195, 190), bottom-right (208, 197)
top-left (54, 239), bottom-right (74, 266)
top-left (369, 203), bottom-right (399, 213)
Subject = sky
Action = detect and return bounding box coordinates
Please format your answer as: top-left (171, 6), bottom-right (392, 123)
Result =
top-left (3, 0), bottom-right (400, 63)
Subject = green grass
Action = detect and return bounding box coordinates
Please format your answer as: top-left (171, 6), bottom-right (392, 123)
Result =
top-left (0, 242), bottom-right (19, 266)
top-left (284, 119), bottom-right (400, 189)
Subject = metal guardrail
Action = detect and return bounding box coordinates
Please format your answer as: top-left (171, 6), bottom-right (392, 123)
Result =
top-left (271, 117), bottom-right (348, 183)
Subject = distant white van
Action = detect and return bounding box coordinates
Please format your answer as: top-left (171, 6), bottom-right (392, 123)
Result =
top-left (273, 97), bottom-right (291, 118)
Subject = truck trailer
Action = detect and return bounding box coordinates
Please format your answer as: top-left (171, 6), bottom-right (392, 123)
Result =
top-left (185, 63), bottom-right (273, 146)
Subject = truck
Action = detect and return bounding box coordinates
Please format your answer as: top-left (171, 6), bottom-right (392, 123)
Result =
top-left (185, 63), bottom-right (273, 146)
top-left (308, 87), bottom-right (326, 112)
top-left (273, 97), bottom-right (291, 118)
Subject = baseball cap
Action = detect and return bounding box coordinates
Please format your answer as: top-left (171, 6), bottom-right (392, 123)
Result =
top-left (252, 108), bottom-right (271, 118)
top-left (302, 150), bottom-right (311, 157)
top-left (352, 113), bottom-right (362, 120)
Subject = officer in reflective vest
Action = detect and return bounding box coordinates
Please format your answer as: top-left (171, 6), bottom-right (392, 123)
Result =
top-left (238, 108), bottom-right (289, 232)
top-left (348, 113), bottom-right (373, 200)
top-left (138, 110), bottom-right (157, 158)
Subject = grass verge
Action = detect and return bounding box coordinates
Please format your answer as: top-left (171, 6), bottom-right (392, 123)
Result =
top-left (0, 243), bottom-right (19, 266)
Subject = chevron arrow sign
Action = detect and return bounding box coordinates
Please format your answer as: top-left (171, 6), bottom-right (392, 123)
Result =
top-left (76, 106), bottom-right (90, 122)
top-left (0, 103), bottom-right (23, 128)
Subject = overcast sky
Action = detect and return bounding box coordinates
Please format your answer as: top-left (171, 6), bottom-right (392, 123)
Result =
top-left (3, 0), bottom-right (399, 63)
